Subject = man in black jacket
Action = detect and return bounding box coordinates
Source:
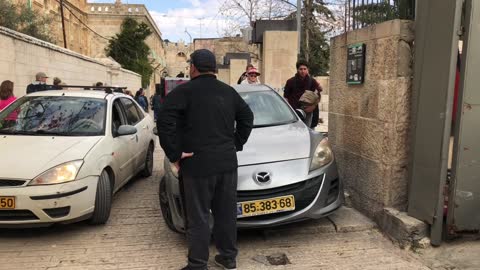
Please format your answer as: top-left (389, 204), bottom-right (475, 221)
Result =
top-left (26, 72), bottom-right (53, 94)
top-left (157, 49), bottom-right (254, 270)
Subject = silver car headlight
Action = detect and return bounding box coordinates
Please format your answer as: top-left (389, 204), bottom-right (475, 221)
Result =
top-left (309, 138), bottom-right (333, 171)
top-left (29, 160), bottom-right (83, 185)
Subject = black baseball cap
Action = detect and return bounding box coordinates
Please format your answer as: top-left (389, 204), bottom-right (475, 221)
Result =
top-left (188, 49), bottom-right (217, 72)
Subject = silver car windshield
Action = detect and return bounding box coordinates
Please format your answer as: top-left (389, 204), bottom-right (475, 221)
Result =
top-left (0, 96), bottom-right (106, 136)
top-left (240, 91), bottom-right (297, 128)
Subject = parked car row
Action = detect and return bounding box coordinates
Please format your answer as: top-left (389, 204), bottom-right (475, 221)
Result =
top-left (0, 84), bottom-right (342, 229)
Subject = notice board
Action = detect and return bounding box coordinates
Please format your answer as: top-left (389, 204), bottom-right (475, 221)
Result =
top-left (346, 43), bottom-right (366, 84)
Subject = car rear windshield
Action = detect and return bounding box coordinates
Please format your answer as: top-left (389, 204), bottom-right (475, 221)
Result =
top-left (0, 96), bottom-right (106, 136)
top-left (239, 90), bottom-right (297, 128)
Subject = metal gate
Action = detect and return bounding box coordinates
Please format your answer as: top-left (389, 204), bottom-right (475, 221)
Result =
top-left (447, 0), bottom-right (480, 234)
top-left (408, 0), bottom-right (480, 245)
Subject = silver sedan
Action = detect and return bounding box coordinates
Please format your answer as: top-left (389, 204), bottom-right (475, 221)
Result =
top-left (159, 84), bottom-right (342, 233)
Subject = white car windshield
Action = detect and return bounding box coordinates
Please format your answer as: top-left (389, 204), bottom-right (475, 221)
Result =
top-left (240, 91), bottom-right (297, 128)
top-left (0, 96), bottom-right (106, 136)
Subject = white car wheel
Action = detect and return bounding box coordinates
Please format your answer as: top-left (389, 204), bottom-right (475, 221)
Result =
top-left (89, 170), bottom-right (112, 225)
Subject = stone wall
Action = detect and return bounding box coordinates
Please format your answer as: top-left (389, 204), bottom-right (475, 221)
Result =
top-left (262, 31), bottom-right (298, 90)
top-left (217, 68), bottom-right (230, 85)
top-left (328, 20), bottom-right (414, 218)
top-left (229, 59), bottom-right (247, 85)
top-left (0, 27), bottom-right (141, 96)
top-left (11, 0), bottom-right (164, 96)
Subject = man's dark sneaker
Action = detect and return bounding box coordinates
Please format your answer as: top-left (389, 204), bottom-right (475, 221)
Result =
top-left (180, 266), bottom-right (207, 270)
top-left (214, 255), bottom-right (237, 270)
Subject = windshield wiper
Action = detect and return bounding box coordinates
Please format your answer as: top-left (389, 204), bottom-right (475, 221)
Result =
top-left (33, 130), bottom-right (74, 136)
top-left (253, 120), bottom-right (297, 128)
top-left (6, 130), bottom-right (73, 136)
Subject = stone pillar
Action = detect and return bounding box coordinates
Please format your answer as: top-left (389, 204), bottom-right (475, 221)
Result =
top-left (262, 31), bottom-right (298, 89)
top-left (229, 59), bottom-right (247, 85)
top-left (217, 68), bottom-right (230, 85)
top-left (329, 20), bottom-right (415, 219)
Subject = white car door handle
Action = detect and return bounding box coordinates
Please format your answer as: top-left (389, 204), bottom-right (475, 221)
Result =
top-left (143, 125), bottom-right (148, 130)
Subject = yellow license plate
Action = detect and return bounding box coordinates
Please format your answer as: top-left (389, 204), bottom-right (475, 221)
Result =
top-left (237, 195), bottom-right (295, 218)
top-left (0, 197), bottom-right (15, 209)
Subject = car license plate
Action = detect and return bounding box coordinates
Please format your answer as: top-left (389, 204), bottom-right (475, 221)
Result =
top-left (237, 195), bottom-right (295, 218)
top-left (0, 197), bottom-right (15, 209)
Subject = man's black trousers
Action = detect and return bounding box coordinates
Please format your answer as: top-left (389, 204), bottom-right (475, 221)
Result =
top-left (182, 169), bottom-right (238, 269)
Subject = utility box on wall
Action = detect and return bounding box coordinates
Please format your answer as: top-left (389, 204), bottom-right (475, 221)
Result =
top-left (346, 43), bottom-right (366, 84)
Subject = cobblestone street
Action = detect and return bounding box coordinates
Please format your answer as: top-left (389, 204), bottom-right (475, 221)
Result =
top-left (0, 143), bottom-right (430, 270)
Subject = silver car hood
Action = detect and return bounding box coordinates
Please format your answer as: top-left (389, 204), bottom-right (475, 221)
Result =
top-left (238, 121), bottom-right (311, 166)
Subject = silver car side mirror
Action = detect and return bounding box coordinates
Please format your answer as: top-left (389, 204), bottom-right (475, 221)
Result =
top-left (117, 125), bottom-right (137, 136)
top-left (295, 109), bottom-right (306, 122)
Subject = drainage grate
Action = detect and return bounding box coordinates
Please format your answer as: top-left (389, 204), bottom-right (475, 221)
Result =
top-left (253, 253), bottom-right (291, 266)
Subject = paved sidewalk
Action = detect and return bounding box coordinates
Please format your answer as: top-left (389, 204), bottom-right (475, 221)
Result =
top-left (0, 143), bottom-right (430, 270)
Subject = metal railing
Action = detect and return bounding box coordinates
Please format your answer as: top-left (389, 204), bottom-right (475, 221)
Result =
top-left (345, 0), bottom-right (415, 31)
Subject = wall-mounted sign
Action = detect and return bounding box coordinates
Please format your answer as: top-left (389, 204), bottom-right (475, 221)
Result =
top-left (346, 43), bottom-right (366, 84)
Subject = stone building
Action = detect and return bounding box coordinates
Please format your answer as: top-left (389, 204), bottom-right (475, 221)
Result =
top-left (11, 0), bottom-right (166, 95)
top-left (193, 37), bottom-right (262, 85)
top-left (12, 0), bottom-right (90, 56)
top-left (86, 0), bottom-right (166, 94)
top-left (163, 40), bottom-right (193, 78)
top-left (194, 37), bottom-right (261, 67)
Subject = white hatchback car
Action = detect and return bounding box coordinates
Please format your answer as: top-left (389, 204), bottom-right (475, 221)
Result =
top-left (0, 90), bottom-right (155, 226)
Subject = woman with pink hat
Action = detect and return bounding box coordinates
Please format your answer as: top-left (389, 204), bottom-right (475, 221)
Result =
top-left (241, 67), bottom-right (261, 85)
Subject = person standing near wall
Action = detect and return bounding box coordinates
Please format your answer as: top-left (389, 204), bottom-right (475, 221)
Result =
top-left (241, 67), bottom-right (261, 85)
top-left (151, 88), bottom-right (162, 121)
top-left (26, 72), bottom-right (52, 94)
top-left (284, 61), bottom-right (322, 128)
top-left (0, 80), bottom-right (18, 128)
top-left (237, 63), bottom-right (254, 84)
top-left (52, 77), bottom-right (62, 90)
top-left (135, 88), bottom-right (149, 112)
top-left (157, 49), bottom-right (254, 270)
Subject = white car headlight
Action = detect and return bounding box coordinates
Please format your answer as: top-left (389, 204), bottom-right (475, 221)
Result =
top-left (29, 160), bottom-right (83, 185)
top-left (309, 138), bottom-right (333, 171)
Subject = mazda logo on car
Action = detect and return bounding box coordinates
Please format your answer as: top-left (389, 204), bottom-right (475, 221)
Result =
top-left (254, 172), bottom-right (271, 184)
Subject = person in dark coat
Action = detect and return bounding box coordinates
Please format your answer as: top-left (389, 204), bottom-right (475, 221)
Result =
top-left (283, 61), bottom-right (322, 128)
top-left (26, 72), bottom-right (53, 94)
top-left (52, 77), bottom-right (63, 90)
top-left (135, 88), bottom-right (149, 112)
top-left (157, 49), bottom-right (254, 270)
top-left (151, 88), bottom-right (162, 121)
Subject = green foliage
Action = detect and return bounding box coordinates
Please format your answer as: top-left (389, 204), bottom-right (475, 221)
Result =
top-left (353, 2), bottom-right (398, 25)
top-left (287, 0), bottom-right (333, 76)
top-left (0, 0), bottom-right (54, 43)
top-left (301, 29), bottom-right (329, 76)
top-left (353, 0), bottom-right (415, 26)
top-left (106, 18), bottom-right (154, 88)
